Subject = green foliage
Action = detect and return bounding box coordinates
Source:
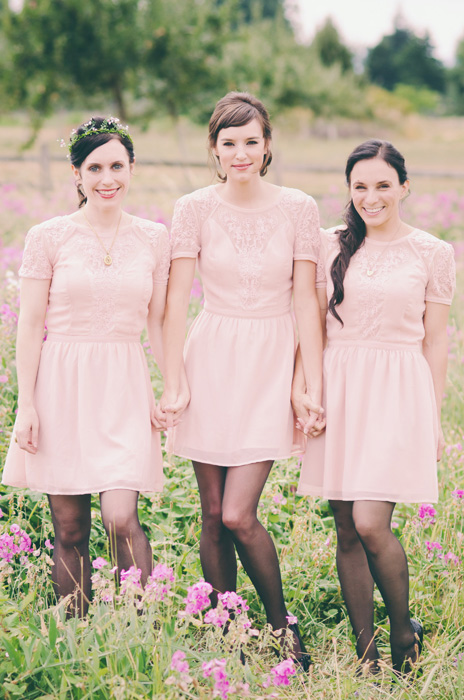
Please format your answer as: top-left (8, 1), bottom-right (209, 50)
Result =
top-left (447, 37), bottom-right (464, 115)
top-left (312, 18), bottom-right (353, 73)
top-left (366, 26), bottom-right (446, 93)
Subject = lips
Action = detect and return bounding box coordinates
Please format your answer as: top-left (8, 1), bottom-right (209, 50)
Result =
top-left (97, 188), bottom-right (120, 198)
top-left (363, 206), bottom-right (384, 215)
top-left (232, 164), bottom-right (251, 170)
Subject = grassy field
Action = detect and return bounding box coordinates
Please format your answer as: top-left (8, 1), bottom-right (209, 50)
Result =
top-left (0, 115), bottom-right (463, 699)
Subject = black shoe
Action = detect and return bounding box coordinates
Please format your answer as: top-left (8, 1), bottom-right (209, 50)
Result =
top-left (287, 622), bottom-right (313, 672)
top-left (392, 619), bottom-right (423, 676)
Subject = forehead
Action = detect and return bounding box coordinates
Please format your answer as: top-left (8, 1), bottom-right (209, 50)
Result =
top-left (350, 157), bottom-right (399, 183)
top-left (217, 118), bottom-right (264, 140)
top-left (84, 139), bottom-right (129, 164)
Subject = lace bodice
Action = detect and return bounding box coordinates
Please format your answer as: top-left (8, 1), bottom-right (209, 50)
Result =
top-left (19, 215), bottom-right (170, 337)
top-left (316, 227), bottom-right (456, 344)
top-left (170, 185), bottom-right (320, 315)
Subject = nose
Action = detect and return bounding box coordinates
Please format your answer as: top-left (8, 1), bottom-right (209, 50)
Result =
top-left (100, 168), bottom-right (115, 185)
top-left (364, 187), bottom-right (378, 204)
top-left (235, 143), bottom-right (247, 160)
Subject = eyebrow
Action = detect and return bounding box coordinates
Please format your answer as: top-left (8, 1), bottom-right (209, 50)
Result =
top-left (218, 135), bottom-right (262, 141)
top-left (86, 160), bottom-right (125, 166)
top-left (353, 179), bottom-right (392, 186)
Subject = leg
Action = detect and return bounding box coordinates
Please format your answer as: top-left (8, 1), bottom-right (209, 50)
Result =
top-left (329, 500), bottom-right (379, 663)
top-left (47, 494), bottom-right (92, 617)
top-left (192, 462), bottom-right (237, 607)
top-left (352, 501), bottom-right (418, 670)
top-left (100, 490), bottom-right (152, 586)
top-left (221, 462), bottom-right (290, 633)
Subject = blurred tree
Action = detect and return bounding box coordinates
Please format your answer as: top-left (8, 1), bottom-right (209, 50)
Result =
top-left (366, 26), bottom-right (446, 93)
top-left (447, 36), bottom-right (464, 114)
top-left (312, 18), bottom-right (353, 73)
top-left (1, 0), bottom-right (143, 124)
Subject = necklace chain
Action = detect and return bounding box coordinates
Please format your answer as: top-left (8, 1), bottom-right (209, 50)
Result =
top-left (365, 222), bottom-right (404, 277)
top-left (83, 210), bottom-right (122, 266)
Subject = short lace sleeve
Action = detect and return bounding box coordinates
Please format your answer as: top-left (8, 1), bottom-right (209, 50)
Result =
top-left (152, 225), bottom-right (171, 284)
top-left (18, 223), bottom-right (53, 279)
top-left (170, 195), bottom-right (201, 260)
top-left (316, 229), bottom-right (328, 287)
top-left (426, 241), bottom-right (456, 304)
top-left (293, 195), bottom-right (321, 262)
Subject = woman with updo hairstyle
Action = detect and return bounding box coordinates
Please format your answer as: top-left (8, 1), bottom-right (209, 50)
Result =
top-left (3, 116), bottom-right (170, 616)
top-left (293, 139), bottom-right (456, 676)
top-left (157, 92), bottom-right (324, 666)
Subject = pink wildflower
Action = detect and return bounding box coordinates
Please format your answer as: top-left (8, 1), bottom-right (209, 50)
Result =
top-left (264, 658), bottom-right (296, 687)
top-left (120, 566), bottom-right (142, 594)
top-left (272, 493), bottom-right (287, 505)
top-left (444, 552), bottom-right (460, 566)
top-left (452, 489), bottom-right (464, 499)
top-left (202, 658), bottom-right (230, 700)
top-left (218, 591), bottom-right (249, 614)
top-left (144, 563), bottom-right (175, 602)
top-left (205, 606), bottom-right (230, 627)
top-left (417, 504), bottom-right (436, 526)
top-left (92, 556), bottom-right (108, 569)
top-left (0, 508), bottom-right (3, 518)
top-left (45, 539), bottom-right (54, 550)
top-left (171, 650), bottom-right (189, 674)
top-left (0, 375), bottom-right (8, 383)
top-left (180, 579), bottom-right (213, 616)
top-left (286, 614), bottom-right (298, 625)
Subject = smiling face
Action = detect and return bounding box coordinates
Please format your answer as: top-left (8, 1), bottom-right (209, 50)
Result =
top-left (349, 157), bottom-right (409, 232)
top-left (214, 118), bottom-right (269, 184)
top-left (72, 139), bottom-right (134, 210)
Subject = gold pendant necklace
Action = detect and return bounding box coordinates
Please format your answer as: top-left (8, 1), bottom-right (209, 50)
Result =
top-left (83, 211), bottom-right (122, 266)
top-left (365, 222), bottom-right (404, 277)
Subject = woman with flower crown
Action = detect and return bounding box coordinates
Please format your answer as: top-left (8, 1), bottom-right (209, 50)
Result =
top-left (2, 116), bottom-right (172, 616)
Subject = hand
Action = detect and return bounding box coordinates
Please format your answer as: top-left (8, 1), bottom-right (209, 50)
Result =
top-left (155, 385), bottom-right (191, 430)
top-left (292, 391), bottom-right (325, 438)
top-left (437, 423), bottom-right (445, 461)
top-left (15, 405), bottom-right (39, 454)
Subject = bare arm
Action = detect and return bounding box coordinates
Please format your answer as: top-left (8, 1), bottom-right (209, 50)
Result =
top-left (160, 257), bottom-right (196, 419)
top-left (422, 300), bottom-right (451, 460)
top-left (292, 262), bottom-right (325, 435)
top-left (146, 283), bottom-right (167, 376)
top-left (15, 278), bottom-right (51, 453)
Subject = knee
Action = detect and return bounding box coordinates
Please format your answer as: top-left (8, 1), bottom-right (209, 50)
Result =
top-left (201, 505), bottom-right (224, 539)
top-left (102, 510), bottom-right (138, 540)
top-left (55, 515), bottom-right (91, 549)
top-left (222, 509), bottom-right (256, 541)
top-left (335, 521), bottom-right (360, 553)
top-left (353, 517), bottom-right (384, 555)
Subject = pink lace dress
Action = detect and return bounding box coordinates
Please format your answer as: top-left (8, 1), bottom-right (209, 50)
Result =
top-left (2, 215), bottom-right (170, 494)
top-left (298, 227), bottom-right (456, 503)
top-left (166, 185), bottom-right (320, 466)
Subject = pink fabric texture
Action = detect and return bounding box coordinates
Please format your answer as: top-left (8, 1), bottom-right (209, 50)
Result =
top-left (299, 227), bottom-right (456, 503)
top-left (167, 185), bottom-right (321, 466)
top-left (3, 215), bottom-right (170, 494)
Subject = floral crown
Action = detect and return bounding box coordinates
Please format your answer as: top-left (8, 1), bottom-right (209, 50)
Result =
top-left (60, 116), bottom-right (133, 153)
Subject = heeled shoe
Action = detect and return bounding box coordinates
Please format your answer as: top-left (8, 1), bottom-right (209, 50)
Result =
top-left (287, 622), bottom-right (313, 672)
top-left (392, 619), bottom-right (423, 676)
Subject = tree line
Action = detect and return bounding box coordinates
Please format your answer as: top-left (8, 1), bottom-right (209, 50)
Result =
top-left (1, 0), bottom-right (463, 136)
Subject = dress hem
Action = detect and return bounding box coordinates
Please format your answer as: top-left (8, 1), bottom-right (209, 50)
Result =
top-left (168, 446), bottom-right (303, 467)
top-left (297, 484), bottom-right (438, 504)
top-left (1, 480), bottom-right (163, 495)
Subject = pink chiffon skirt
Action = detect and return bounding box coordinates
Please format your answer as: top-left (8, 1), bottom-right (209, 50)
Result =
top-left (2, 334), bottom-right (164, 494)
top-left (298, 341), bottom-right (439, 503)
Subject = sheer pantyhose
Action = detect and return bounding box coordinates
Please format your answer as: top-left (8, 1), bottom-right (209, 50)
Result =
top-left (48, 489), bottom-right (152, 617)
top-left (193, 460), bottom-right (304, 658)
top-left (330, 499), bottom-right (418, 668)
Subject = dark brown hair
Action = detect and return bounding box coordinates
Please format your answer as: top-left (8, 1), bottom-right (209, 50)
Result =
top-left (70, 116), bottom-right (135, 208)
top-left (208, 92), bottom-right (272, 181)
top-left (329, 139), bottom-right (408, 325)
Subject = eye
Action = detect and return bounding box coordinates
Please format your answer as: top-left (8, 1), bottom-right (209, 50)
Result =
top-left (88, 165), bottom-right (100, 172)
top-left (379, 184), bottom-right (390, 189)
top-left (112, 163), bottom-right (124, 170)
top-left (354, 185), bottom-right (365, 190)
top-left (222, 141), bottom-right (234, 147)
top-left (247, 140), bottom-right (258, 145)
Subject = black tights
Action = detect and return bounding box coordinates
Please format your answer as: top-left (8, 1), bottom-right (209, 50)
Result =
top-left (48, 489), bottom-right (152, 616)
top-left (330, 500), bottom-right (417, 667)
top-left (193, 460), bottom-right (299, 648)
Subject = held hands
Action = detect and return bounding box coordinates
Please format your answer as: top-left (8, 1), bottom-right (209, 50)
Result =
top-left (151, 385), bottom-right (191, 432)
top-left (14, 405), bottom-right (39, 454)
top-left (291, 391), bottom-right (325, 438)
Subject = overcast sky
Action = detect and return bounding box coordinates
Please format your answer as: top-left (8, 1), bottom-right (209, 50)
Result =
top-left (288, 0), bottom-right (464, 66)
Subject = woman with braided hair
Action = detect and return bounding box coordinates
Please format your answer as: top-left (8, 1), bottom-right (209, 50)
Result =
top-left (3, 116), bottom-right (171, 616)
top-left (293, 139), bottom-right (455, 675)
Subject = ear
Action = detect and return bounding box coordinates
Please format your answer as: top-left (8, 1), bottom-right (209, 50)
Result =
top-left (400, 179), bottom-right (410, 199)
top-left (71, 164), bottom-right (80, 181)
top-left (130, 159), bottom-right (135, 175)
